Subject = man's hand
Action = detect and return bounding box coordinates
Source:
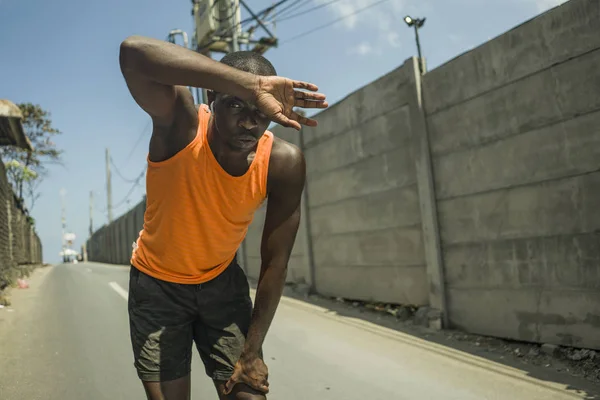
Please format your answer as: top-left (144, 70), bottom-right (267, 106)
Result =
top-left (254, 76), bottom-right (329, 131)
top-left (224, 353), bottom-right (269, 395)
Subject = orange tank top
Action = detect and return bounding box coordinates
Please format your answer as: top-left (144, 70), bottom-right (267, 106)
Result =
top-left (130, 104), bottom-right (273, 284)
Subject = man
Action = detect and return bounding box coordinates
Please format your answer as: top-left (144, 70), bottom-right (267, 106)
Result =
top-left (119, 35), bottom-right (327, 400)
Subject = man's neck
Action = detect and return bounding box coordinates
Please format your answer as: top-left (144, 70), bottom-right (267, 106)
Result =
top-left (207, 120), bottom-right (256, 176)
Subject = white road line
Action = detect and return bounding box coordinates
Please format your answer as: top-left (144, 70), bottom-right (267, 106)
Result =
top-left (109, 282), bottom-right (129, 301)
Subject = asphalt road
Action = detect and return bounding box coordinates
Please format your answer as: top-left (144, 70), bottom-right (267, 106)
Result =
top-left (0, 263), bottom-right (592, 400)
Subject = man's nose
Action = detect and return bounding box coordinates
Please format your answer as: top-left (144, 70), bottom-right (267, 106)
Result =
top-left (238, 115), bottom-right (257, 131)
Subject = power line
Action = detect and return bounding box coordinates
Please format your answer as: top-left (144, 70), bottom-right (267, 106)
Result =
top-left (124, 119), bottom-right (152, 165)
top-left (280, 0), bottom-right (391, 44)
top-left (112, 166), bottom-right (146, 210)
top-left (110, 156), bottom-right (139, 183)
top-left (275, 0), bottom-right (345, 23)
top-left (268, 0), bottom-right (309, 21)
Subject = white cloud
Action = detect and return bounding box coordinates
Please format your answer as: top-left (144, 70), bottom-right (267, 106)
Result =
top-left (315, 0), bottom-right (415, 54)
top-left (386, 32), bottom-right (401, 48)
top-left (350, 41), bottom-right (374, 55)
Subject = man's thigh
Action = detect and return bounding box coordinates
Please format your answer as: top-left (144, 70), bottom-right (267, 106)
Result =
top-left (128, 266), bottom-right (197, 383)
top-left (194, 261), bottom-right (256, 381)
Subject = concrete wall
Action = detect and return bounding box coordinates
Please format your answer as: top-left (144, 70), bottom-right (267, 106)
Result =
top-left (0, 157), bottom-right (43, 290)
top-left (243, 61), bottom-right (431, 307)
top-left (87, 197), bottom-right (146, 265)
top-left (422, 0), bottom-right (600, 349)
top-left (86, 0), bottom-right (600, 350)
top-left (302, 63), bottom-right (429, 306)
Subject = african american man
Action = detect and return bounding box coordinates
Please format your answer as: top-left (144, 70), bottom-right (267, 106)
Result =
top-left (119, 35), bottom-right (328, 400)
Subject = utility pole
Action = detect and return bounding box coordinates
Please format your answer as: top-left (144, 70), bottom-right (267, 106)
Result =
top-left (105, 148), bottom-right (113, 224)
top-left (178, 0), bottom-right (280, 104)
top-left (230, 0), bottom-right (240, 53)
top-left (191, 0), bottom-right (279, 57)
top-left (89, 191), bottom-right (94, 237)
top-left (60, 188), bottom-right (66, 263)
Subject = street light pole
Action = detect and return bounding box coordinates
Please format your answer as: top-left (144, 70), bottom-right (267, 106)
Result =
top-left (413, 24), bottom-right (423, 69)
top-left (404, 16), bottom-right (426, 74)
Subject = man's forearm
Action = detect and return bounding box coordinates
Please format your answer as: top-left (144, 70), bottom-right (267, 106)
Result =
top-left (242, 263), bottom-right (287, 357)
top-left (119, 35), bottom-right (256, 100)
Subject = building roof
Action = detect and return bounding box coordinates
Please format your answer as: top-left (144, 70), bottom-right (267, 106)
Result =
top-left (0, 100), bottom-right (33, 151)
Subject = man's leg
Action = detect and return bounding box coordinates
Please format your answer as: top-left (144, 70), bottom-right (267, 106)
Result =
top-left (128, 266), bottom-right (197, 400)
top-left (193, 260), bottom-right (266, 399)
top-left (142, 376), bottom-right (191, 400)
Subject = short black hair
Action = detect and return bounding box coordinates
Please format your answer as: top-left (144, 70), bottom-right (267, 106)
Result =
top-left (220, 51), bottom-right (277, 76)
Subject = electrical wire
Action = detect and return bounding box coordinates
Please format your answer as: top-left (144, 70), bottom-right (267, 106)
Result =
top-left (268, 0), bottom-right (309, 21)
top-left (123, 119), bottom-right (152, 165)
top-left (110, 157), bottom-right (139, 183)
top-left (280, 0), bottom-right (391, 44)
top-left (112, 167), bottom-right (147, 210)
top-left (275, 0), bottom-right (345, 23)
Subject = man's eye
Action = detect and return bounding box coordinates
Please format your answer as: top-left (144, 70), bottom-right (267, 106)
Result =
top-left (229, 102), bottom-right (242, 108)
top-left (256, 111), bottom-right (267, 119)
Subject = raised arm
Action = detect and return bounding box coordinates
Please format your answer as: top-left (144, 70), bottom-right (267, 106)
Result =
top-left (119, 35), bottom-right (257, 118)
top-left (119, 35), bottom-right (328, 130)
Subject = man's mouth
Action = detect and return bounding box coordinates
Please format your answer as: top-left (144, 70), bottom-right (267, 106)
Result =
top-left (236, 135), bottom-right (257, 144)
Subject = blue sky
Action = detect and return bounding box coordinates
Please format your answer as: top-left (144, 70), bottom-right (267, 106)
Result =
top-left (0, 0), bottom-right (566, 263)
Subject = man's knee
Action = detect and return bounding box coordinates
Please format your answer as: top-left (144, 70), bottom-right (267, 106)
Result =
top-left (215, 382), bottom-right (267, 400)
top-left (233, 391), bottom-right (266, 400)
top-left (229, 383), bottom-right (267, 400)
top-left (231, 384), bottom-right (267, 400)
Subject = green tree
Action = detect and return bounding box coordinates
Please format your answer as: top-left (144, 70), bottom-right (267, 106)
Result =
top-left (1, 103), bottom-right (63, 211)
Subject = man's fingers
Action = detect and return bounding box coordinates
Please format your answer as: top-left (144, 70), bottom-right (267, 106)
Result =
top-left (259, 384), bottom-right (270, 394)
top-left (294, 98), bottom-right (329, 109)
top-left (272, 113), bottom-right (301, 131)
top-left (291, 111), bottom-right (317, 127)
top-left (294, 90), bottom-right (326, 101)
top-left (292, 81), bottom-right (319, 92)
top-left (248, 378), bottom-right (270, 394)
top-left (223, 378), bottom-right (237, 395)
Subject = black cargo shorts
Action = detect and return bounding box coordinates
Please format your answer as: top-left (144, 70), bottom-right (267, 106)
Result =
top-left (127, 258), bottom-right (254, 382)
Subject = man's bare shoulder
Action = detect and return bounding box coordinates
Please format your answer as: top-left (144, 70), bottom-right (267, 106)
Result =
top-left (267, 135), bottom-right (305, 190)
top-left (270, 135), bottom-right (302, 163)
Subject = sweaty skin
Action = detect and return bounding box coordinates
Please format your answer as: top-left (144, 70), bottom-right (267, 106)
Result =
top-left (119, 35), bottom-right (327, 400)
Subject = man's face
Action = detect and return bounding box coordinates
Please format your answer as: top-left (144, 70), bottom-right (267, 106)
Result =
top-left (212, 93), bottom-right (271, 151)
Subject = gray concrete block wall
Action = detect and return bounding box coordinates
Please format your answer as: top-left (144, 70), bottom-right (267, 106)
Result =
top-left (242, 62), bottom-right (430, 305)
top-left (304, 64), bottom-right (428, 305)
top-left (86, 198), bottom-right (147, 265)
top-left (422, 0), bottom-right (600, 117)
top-left (424, 0), bottom-right (600, 349)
